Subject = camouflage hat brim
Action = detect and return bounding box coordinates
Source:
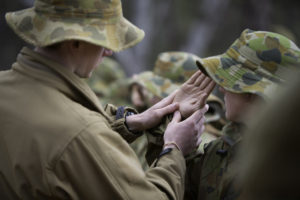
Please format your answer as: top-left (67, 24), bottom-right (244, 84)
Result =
top-left (197, 54), bottom-right (278, 99)
top-left (130, 71), bottom-right (180, 98)
top-left (5, 8), bottom-right (144, 52)
top-left (153, 52), bottom-right (201, 83)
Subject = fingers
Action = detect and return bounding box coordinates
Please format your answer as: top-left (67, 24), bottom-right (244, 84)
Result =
top-left (199, 93), bottom-right (208, 108)
top-left (199, 77), bottom-right (212, 90)
top-left (200, 104), bottom-right (209, 114)
top-left (204, 80), bottom-right (216, 94)
top-left (194, 73), bottom-right (206, 87)
top-left (151, 89), bottom-right (178, 109)
top-left (194, 116), bottom-right (205, 133)
top-left (165, 89), bottom-right (178, 101)
top-left (184, 108), bottom-right (204, 124)
top-left (186, 70), bottom-right (202, 85)
top-left (171, 110), bottom-right (182, 123)
top-left (157, 103), bottom-right (179, 118)
top-left (191, 104), bottom-right (209, 122)
top-left (195, 119), bottom-right (205, 147)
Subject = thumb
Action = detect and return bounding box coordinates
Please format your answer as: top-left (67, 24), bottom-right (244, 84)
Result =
top-left (200, 104), bottom-right (209, 114)
top-left (199, 93), bottom-right (208, 108)
top-left (157, 102), bottom-right (179, 116)
top-left (171, 110), bottom-right (182, 123)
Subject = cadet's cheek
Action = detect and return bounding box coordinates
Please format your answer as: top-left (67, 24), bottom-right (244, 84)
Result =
top-left (95, 48), bottom-right (105, 65)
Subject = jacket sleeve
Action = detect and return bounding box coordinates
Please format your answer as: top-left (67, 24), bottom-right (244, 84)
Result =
top-left (46, 121), bottom-right (186, 200)
top-left (103, 103), bottom-right (141, 143)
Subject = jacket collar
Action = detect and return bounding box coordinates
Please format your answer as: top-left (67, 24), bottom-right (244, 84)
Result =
top-left (13, 47), bottom-right (110, 120)
top-left (221, 121), bottom-right (244, 147)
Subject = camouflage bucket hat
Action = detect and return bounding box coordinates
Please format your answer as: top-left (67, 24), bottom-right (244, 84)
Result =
top-left (5, 0), bottom-right (145, 52)
top-left (86, 57), bottom-right (125, 96)
top-left (130, 71), bottom-right (179, 103)
top-left (197, 29), bottom-right (300, 99)
top-left (153, 52), bottom-right (200, 83)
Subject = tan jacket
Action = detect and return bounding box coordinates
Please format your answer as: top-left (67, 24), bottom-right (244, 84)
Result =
top-left (0, 48), bottom-right (185, 200)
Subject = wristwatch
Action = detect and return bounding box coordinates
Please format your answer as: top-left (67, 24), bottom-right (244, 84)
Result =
top-left (116, 106), bottom-right (142, 135)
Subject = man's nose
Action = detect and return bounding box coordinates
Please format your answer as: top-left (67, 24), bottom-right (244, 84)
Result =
top-left (104, 49), bottom-right (113, 57)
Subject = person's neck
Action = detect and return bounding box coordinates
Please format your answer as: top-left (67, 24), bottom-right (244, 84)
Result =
top-left (34, 47), bottom-right (75, 72)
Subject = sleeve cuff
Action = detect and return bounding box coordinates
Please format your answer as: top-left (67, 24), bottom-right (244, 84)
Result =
top-left (110, 117), bottom-right (143, 143)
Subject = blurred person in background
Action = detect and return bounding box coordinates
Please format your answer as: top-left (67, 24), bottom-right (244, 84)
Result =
top-left (184, 29), bottom-right (300, 200)
top-left (86, 57), bottom-right (130, 107)
top-left (0, 0), bottom-right (208, 199)
top-left (235, 72), bottom-right (300, 200)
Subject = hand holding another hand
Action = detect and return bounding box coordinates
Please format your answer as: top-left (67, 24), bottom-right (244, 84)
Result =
top-left (126, 90), bottom-right (179, 132)
top-left (164, 105), bottom-right (209, 156)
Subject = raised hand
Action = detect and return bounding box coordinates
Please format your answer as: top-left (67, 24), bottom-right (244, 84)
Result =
top-left (173, 70), bottom-right (216, 118)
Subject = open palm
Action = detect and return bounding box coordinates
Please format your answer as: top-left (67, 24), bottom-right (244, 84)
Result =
top-left (173, 70), bottom-right (215, 118)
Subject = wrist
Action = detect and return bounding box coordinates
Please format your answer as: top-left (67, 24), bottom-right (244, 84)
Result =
top-left (125, 114), bottom-right (143, 132)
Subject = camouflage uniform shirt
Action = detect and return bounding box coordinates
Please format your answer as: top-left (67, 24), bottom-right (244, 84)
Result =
top-left (185, 122), bottom-right (244, 200)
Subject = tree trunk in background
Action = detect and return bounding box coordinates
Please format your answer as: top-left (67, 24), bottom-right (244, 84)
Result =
top-left (115, 0), bottom-right (154, 75)
top-left (181, 0), bottom-right (231, 56)
top-left (115, 0), bottom-right (173, 75)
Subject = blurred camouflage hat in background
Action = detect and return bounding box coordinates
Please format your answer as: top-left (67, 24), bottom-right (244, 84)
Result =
top-left (129, 71), bottom-right (179, 108)
top-left (102, 78), bottom-right (132, 107)
top-left (87, 57), bottom-right (126, 97)
top-left (153, 52), bottom-right (200, 83)
top-left (196, 29), bottom-right (300, 99)
top-left (5, 0), bottom-right (144, 52)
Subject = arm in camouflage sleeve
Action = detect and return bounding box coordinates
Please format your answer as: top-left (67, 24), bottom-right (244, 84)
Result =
top-left (103, 103), bottom-right (141, 143)
top-left (103, 89), bottom-right (179, 144)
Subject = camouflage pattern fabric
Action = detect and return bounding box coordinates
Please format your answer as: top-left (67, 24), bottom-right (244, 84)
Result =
top-left (129, 71), bottom-right (180, 108)
top-left (152, 51), bottom-right (226, 132)
top-left (129, 70), bottom-right (226, 155)
top-left (185, 122), bottom-right (244, 200)
top-left (128, 72), bottom-right (179, 170)
top-left (153, 51), bottom-right (200, 83)
top-left (87, 57), bottom-right (126, 99)
top-left (185, 29), bottom-right (300, 200)
top-left (103, 78), bottom-right (132, 107)
top-left (5, 0), bottom-right (145, 52)
top-left (196, 29), bottom-right (300, 100)
top-left (130, 70), bottom-right (226, 164)
top-left (152, 52), bottom-right (227, 150)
